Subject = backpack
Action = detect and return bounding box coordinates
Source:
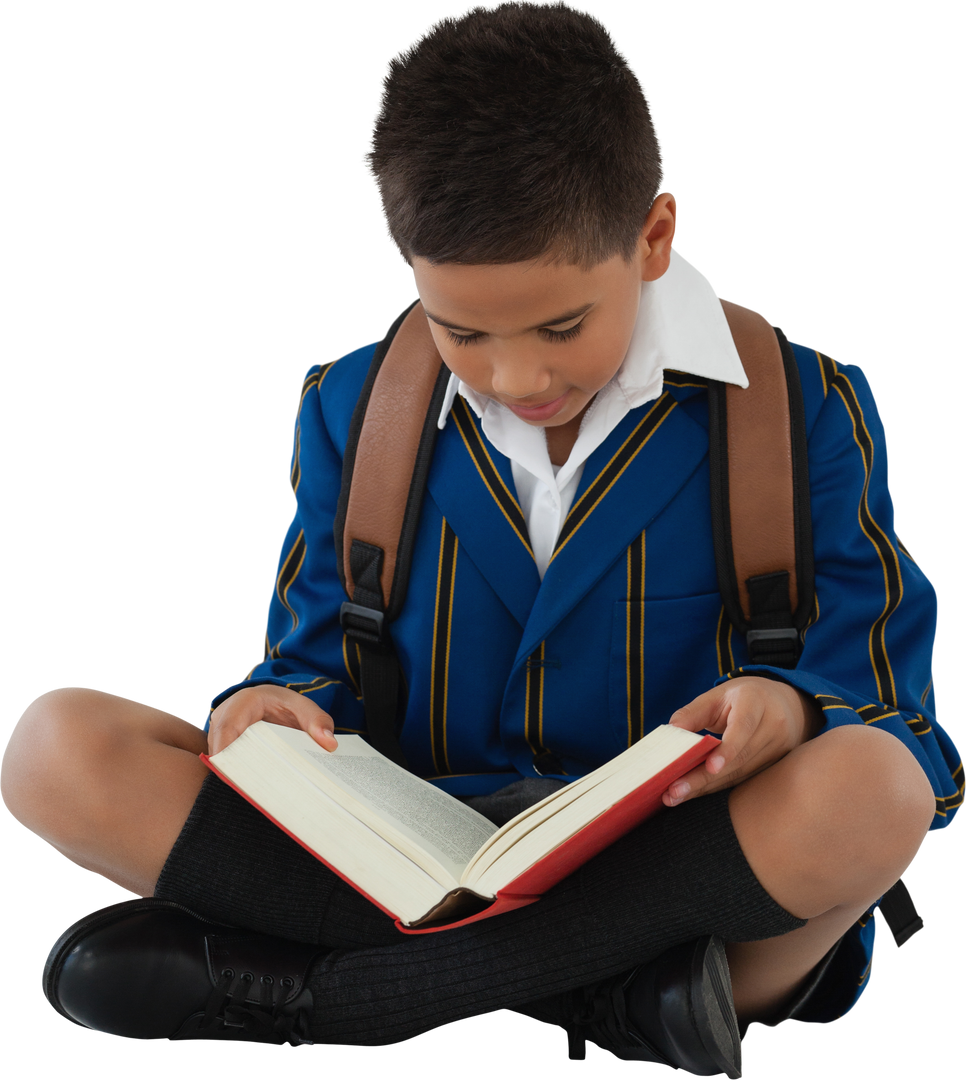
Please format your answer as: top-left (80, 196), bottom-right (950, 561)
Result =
top-left (333, 298), bottom-right (920, 946)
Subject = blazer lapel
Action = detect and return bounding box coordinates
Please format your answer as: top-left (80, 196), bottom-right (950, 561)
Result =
top-left (516, 391), bottom-right (710, 660)
top-left (428, 395), bottom-right (541, 627)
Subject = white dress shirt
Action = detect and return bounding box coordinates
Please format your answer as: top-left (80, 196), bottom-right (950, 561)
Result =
top-left (437, 250), bottom-right (749, 578)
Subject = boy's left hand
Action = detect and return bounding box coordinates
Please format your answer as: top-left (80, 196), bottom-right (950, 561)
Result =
top-left (662, 676), bottom-right (823, 807)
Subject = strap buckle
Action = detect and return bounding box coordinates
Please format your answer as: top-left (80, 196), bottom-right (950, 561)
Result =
top-left (745, 627), bottom-right (800, 648)
top-left (744, 626), bottom-right (802, 668)
top-left (340, 601), bottom-right (388, 647)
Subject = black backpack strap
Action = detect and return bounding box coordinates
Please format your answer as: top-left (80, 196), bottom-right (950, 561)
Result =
top-left (881, 881), bottom-right (924, 950)
top-left (334, 301), bottom-right (450, 767)
top-left (709, 301), bottom-right (921, 946)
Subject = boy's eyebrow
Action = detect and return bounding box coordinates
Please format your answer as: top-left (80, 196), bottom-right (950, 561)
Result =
top-left (423, 302), bottom-right (594, 334)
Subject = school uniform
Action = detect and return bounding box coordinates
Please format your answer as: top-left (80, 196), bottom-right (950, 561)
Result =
top-left (211, 251), bottom-right (963, 1022)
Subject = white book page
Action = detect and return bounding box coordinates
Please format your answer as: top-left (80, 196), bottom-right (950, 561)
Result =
top-left (258, 727), bottom-right (498, 883)
top-left (461, 767), bottom-right (607, 880)
top-left (209, 733), bottom-right (452, 924)
top-left (464, 725), bottom-right (705, 892)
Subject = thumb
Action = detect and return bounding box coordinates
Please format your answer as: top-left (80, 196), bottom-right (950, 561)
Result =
top-left (294, 697), bottom-right (339, 751)
top-left (668, 685), bottom-right (726, 733)
top-left (258, 684), bottom-right (339, 752)
top-left (669, 704), bottom-right (708, 730)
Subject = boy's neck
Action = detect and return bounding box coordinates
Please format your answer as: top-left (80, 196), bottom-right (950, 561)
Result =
top-left (545, 399), bottom-right (593, 467)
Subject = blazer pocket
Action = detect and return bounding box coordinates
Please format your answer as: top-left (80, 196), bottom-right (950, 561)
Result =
top-left (607, 592), bottom-right (725, 748)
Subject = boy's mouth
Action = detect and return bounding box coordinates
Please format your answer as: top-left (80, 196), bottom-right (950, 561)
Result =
top-left (504, 391), bottom-right (569, 422)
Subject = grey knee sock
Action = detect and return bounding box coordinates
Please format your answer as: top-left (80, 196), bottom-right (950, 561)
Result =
top-left (306, 790), bottom-right (804, 1045)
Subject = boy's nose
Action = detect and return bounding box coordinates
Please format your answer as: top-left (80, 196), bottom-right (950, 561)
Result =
top-left (490, 359), bottom-right (553, 400)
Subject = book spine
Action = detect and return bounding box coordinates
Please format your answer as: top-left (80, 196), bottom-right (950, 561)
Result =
top-left (393, 893), bottom-right (540, 935)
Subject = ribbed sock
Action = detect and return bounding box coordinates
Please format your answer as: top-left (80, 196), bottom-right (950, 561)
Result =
top-left (155, 774), bottom-right (805, 1048)
top-left (154, 773), bottom-right (402, 948)
top-left (306, 790), bottom-right (805, 1045)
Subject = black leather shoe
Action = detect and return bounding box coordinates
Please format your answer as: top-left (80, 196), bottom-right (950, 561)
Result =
top-left (43, 898), bottom-right (324, 1044)
top-left (566, 935), bottom-right (742, 1078)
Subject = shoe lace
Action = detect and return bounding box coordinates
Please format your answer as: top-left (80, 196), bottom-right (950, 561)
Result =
top-left (561, 972), bottom-right (631, 1062)
top-left (198, 967), bottom-right (310, 1045)
top-left (565, 971), bottom-right (671, 1065)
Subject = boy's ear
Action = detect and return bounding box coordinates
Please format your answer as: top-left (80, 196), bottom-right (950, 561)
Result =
top-left (638, 193), bottom-right (676, 282)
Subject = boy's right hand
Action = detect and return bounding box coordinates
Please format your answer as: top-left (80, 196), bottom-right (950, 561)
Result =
top-left (207, 684), bottom-right (338, 755)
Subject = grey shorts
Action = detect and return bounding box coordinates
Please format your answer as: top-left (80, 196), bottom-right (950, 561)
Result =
top-left (460, 776), bottom-right (568, 826)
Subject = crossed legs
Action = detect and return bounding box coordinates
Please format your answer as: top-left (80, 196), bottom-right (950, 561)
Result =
top-left (2, 687), bottom-right (936, 1028)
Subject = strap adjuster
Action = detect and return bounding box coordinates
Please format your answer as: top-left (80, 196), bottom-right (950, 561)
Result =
top-left (745, 626), bottom-right (802, 668)
top-left (745, 627), bottom-right (800, 647)
top-left (340, 601), bottom-right (388, 647)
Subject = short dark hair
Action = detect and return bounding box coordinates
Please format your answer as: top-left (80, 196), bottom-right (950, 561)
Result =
top-left (368, 2), bottom-right (662, 267)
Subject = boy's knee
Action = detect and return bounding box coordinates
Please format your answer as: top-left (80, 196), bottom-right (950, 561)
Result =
top-left (820, 725), bottom-right (934, 845)
top-left (2, 688), bottom-right (119, 827)
top-left (791, 725), bottom-right (933, 903)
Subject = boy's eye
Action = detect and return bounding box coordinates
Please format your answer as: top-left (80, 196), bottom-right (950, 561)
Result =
top-left (445, 320), bottom-right (585, 346)
top-left (445, 329), bottom-right (483, 346)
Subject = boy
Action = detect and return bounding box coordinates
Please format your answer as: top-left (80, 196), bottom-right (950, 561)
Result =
top-left (2, 4), bottom-right (960, 1076)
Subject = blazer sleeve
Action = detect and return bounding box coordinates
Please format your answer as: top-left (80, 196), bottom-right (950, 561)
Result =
top-left (208, 364), bottom-right (367, 734)
top-left (718, 357), bottom-right (962, 831)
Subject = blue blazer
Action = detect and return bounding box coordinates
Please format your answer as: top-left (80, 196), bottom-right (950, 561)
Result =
top-left (213, 333), bottom-right (962, 1008)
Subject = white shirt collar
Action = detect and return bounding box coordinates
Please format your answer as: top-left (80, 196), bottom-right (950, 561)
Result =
top-left (437, 249), bottom-right (748, 438)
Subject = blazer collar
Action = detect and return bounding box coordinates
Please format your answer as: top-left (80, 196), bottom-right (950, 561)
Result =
top-left (427, 395), bottom-right (541, 628)
top-left (427, 382), bottom-right (713, 650)
top-left (514, 391), bottom-right (711, 661)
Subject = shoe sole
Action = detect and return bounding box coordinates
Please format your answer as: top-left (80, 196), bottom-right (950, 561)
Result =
top-left (689, 935), bottom-right (742, 1079)
top-left (42, 898), bottom-right (216, 1027)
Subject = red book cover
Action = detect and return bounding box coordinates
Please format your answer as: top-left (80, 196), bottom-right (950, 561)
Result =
top-left (201, 731), bottom-right (718, 935)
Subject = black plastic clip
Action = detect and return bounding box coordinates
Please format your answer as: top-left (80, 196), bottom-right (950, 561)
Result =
top-left (340, 602), bottom-right (388, 647)
top-left (745, 627), bottom-right (800, 648)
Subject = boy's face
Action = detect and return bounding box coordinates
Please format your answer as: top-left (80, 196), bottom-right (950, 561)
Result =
top-left (412, 194), bottom-right (676, 433)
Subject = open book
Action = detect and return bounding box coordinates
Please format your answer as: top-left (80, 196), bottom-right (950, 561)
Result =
top-left (203, 722), bottom-right (718, 934)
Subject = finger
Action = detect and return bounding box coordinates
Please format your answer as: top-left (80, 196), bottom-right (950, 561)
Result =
top-left (262, 689), bottom-right (338, 751)
top-left (207, 692), bottom-right (263, 755)
top-left (300, 706), bottom-right (339, 751)
top-left (208, 685), bottom-right (338, 754)
top-left (276, 691), bottom-right (341, 751)
top-left (663, 692), bottom-right (766, 806)
top-left (662, 759), bottom-right (726, 806)
top-left (711, 691), bottom-right (765, 777)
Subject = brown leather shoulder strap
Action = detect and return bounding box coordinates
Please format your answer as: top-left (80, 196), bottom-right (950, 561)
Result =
top-left (338, 296), bottom-right (811, 649)
top-left (338, 301), bottom-right (447, 616)
top-left (718, 299), bottom-right (800, 623)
